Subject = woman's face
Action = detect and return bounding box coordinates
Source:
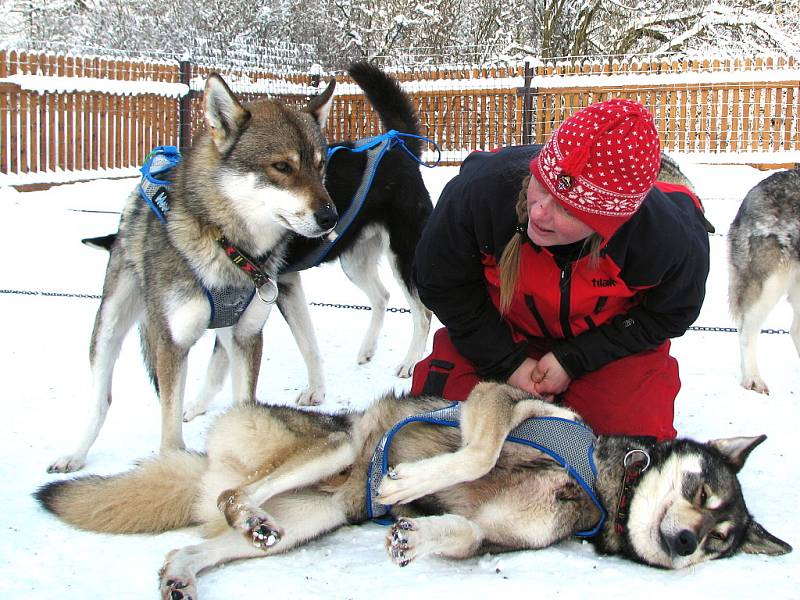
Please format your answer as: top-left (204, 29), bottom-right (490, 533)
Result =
top-left (526, 176), bottom-right (595, 246)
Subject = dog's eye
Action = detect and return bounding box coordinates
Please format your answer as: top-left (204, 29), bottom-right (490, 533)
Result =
top-left (708, 530), bottom-right (727, 542)
top-left (695, 484), bottom-right (710, 506)
top-left (272, 162), bottom-right (293, 174)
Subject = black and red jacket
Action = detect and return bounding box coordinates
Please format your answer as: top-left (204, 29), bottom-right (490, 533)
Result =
top-left (412, 145), bottom-right (710, 382)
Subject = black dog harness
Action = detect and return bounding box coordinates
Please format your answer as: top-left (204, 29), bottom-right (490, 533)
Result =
top-left (366, 402), bottom-right (607, 538)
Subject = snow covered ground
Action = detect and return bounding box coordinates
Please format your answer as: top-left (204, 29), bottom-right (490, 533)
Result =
top-left (0, 161), bottom-right (798, 599)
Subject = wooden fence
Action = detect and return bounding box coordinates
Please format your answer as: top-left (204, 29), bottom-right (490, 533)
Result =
top-left (1, 50), bottom-right (799, 183)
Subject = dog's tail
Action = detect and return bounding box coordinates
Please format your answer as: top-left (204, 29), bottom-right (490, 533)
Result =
top-left (348, 61), bottom-right (423, 158)
top-left (34, 451), bottom-right (206, 534)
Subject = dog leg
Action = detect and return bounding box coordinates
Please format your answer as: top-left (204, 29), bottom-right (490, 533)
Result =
top-left (339, 229), bottom-right (390, 366)
top-left (738, 269), bottom-right (789, 394)
top-left (184, 336), bottom-right (229, 422)
top-left (386, 515), bottom-right (484, 566)
top-left (386, 250), bottom-right (432, 377)
top-left (160, 492), bottom-right (348, 598)
top-left (216, 430), bottom-right (354, 546)
top-left (276, 272), bottom-right (325, 406)
top-left (48, 267), bottom-right (143, 473)
top-left (228, 329), bottom-right (263, 406)
top-left (378, 383), bottom-right (556, 504)
top-left (154, 337), bottom-right (189, 452)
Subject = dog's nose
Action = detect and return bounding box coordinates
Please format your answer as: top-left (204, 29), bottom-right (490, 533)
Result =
top-left (315, 204), bottom-right (338, 231)
top-left (667, 529), bottom-right (698, 557)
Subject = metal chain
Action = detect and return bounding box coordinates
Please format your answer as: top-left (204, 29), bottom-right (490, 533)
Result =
top-left (0, 288), bottom-right (103, 300)
top-left (0, 289), bottom-right (411, 313)
top-left (0, 289), bottom-right (790, 330)
top-left (309, 301), bottom-right (411, 313)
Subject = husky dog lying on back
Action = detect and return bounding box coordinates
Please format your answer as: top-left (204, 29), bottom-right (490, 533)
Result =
top-left (728, 167), bottom-right (800, 394)
top-left (37, 383), bottom-right (790, 599)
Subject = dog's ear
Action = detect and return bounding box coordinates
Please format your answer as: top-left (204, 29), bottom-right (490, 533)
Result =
top-left (707, 435), bottom-right (766, 473)
top-left (81, 233), bottom-right (117, 252)
top-left (305, 78), bottom-right (336, 132)
top-left (739, 520), bottom-right (792, 556)
top-left (203, 73), bottom-right (251, 155)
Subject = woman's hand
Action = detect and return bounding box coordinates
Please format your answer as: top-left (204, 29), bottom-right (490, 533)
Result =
top-left (506, 357), bottom-right (538, 395)
top-left (507, 357), bottom-right (554, 400)
top-left (532, 352), bottom-right (571, 398)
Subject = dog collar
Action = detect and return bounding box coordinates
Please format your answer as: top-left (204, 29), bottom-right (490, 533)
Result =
top-left (367, 402), bottom-right (607, 537)
top-left (613, 448), bottom-right (651, 535)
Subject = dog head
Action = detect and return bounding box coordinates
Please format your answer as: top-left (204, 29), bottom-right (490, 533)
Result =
top-left (624, 435), bottom-right (791, 568)
top-left (200, 73), bottom-right (338, 240)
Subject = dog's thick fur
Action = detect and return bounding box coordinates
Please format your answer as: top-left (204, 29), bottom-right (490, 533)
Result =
top-left (37, 383), bottom-right (790, 599)
top-left (183, 62), bottom-right (434, 417)
top-left (46, 73), bottom-right (337, 473)
top-left (728, 167), bottom-right (800, 394)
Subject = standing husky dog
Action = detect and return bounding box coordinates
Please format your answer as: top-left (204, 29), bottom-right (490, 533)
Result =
top-left (37, 383), bottom-right (790, 599)
top-left (728, 167), bottom-right (800, 394)
top-left (46, 73), bottom-right (337, 473)
top-left (183, 62), bottom-right (433, 415)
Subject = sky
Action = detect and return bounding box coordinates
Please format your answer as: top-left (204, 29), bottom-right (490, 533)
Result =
top-left (0, 161), bottom-right (798, 599)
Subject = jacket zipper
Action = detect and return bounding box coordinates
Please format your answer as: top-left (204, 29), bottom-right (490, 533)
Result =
top-left (559, 263), bottom-right (574, 338)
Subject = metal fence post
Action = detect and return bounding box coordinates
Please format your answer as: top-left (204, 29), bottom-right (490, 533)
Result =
top-left (519, 61), bottom-right (536, 146)
top-left (178, 60), bottom-right (192, 153)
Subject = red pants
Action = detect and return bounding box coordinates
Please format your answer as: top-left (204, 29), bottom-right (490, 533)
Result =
top-left (411, 328), bottom-right (679, 441)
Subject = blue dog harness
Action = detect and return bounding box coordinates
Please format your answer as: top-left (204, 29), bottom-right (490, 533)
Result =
top-left (137, 146), bottom-right (272, 329)
top-left (282, 129), bottom-right (440, 273)
top-left (366, 403), bottom-right (607, 538)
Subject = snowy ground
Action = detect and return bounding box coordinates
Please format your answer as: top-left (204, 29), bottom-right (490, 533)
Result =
top-left (0, 161), bottom-right (798, 599)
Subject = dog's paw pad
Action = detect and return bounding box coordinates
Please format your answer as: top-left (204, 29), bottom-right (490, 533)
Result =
top-left (386, 519), bottom-right (417, 566)
top-left (246, 516), bottom-right (283, 550)
top-left (161, 578), bottom-right (195, 600)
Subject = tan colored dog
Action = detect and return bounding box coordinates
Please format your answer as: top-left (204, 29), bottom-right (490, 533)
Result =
top-left (37, 382), bottom-right (789, 599)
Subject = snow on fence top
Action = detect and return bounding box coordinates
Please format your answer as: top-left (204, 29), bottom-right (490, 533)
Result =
top-left (2, 49), bottom-right (799, 184)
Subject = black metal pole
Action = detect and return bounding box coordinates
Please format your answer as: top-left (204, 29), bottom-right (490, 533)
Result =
top-left (178, 60), bottom-right (192, 153)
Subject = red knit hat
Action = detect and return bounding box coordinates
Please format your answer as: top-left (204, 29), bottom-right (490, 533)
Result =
top-left (530, 98), bottom-right (661, 240)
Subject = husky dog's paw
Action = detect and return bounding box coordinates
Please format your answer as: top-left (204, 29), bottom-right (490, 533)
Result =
top-left (357, 337), bottom-right (378, 365)
top-left (46, 454), bottom-right (86, 473)
top-left (244, 515), bottom-right (283, 550)
top-left (386, 518), bottom-right (419, 566)
top-left (377, 462), bottom-right (441, 505)
top-left (159, 576), bottom-right (196, 600)
top-left (394, 361), bottom-right (414, 378)
top-left (296, 387), bottom-right (324, 406)
top-left (182, 402), bottom-right (207, 423)
top-left (741, 376), bottom-right (770, 395)
top-left (217, 489), bottom-right (283, 550)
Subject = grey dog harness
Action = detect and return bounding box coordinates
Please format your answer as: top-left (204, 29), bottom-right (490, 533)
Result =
top-left (138, 147), bottom-right (269, 329)
top-left (366, 402), bottom-right (607, 537)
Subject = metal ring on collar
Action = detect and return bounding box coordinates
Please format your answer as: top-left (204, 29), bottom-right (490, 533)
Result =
top-left (623, 448), bottom-right (651, 472)
top-left (256, 278), bottom-right (279, 304)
